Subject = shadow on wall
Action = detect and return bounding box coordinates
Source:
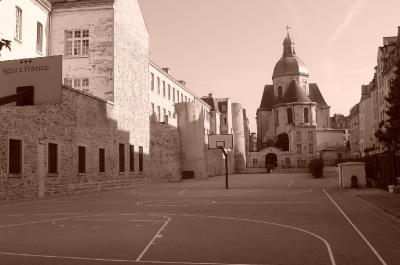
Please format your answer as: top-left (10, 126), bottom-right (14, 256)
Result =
top-left (149, 118), bottom-right (181, 183)
top-left (0, 88), bottom-right (152, 201)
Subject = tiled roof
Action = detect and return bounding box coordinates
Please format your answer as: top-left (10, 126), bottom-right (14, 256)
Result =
top-left (259, 85), bottom-right (275, 109)
top-left (309, 83), bottom-right (329, 107)
top-left (201, 97), bottom-right (220, 112)
top-left (281, 80), bottom-right (311, 103)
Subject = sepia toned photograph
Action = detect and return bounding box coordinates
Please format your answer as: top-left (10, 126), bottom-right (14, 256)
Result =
top-left (0, 0), bottom-right (400, 264)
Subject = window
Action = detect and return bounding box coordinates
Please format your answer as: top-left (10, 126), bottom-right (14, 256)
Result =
top-left (173, 87), bottom-right (175, 102)
top-left (157, 77), bottom-right (160, 94)
top-left (163, 108), bottom-right (166, 119)
top-left (74, 79), bottom-right (81, 88)
top-left (78, 146), bottom-right (86, 173)
top-left (157, 106), bottom-right (161, 122)
top-left (9, 139), bottom-right (22, 174)
top-left (168, 85), bottom-right (171, 100)
top-left (181, 94), bottom-right (183, 102)
top-left (278, 86), bottom-right (282, 98)
top-left (48, 143), bottom-right (58, 174)
top-left (151, 103), bottom-right (155, 115)
top-left (119, 143), bottom-right (125, 172)
top-left (309, 144), bottom-right (313, 154)
top-left (224, 117), bottom-right (227, 125)
top-left (297, 144), bottom-right (302, 154)
top-left (36, 22), bottom-right (43, 52)
top-left (253, 158), bottom-right (258, 166)
top-left (177, 91), bottom-right (179, 102)
top-left (64, 30), bottom-right (89, 56)
top-left (139, 146), bottom-right (144, 172)
top-left (82, 78), bottom-right (89, 87)
top-left (129, 145), bottom-right (134, 172)
top-left (296, 131), bottom-right (301, 141)
top-left (287, 108), bottom-right (293, 124)
top-left (163, 81), bottom-right (166, 97)
top-left (168, 111), bottom-right (171, 117)
top-left (99, 148), bottom-right (105, 173)
top-left (304, 108), bottom-right (309, 123)
top-left (15, 7), bottom-right (22, 41)
top-left (308, 131), bottom-right (313, 141)
top-left (185, 96), bottom-right (187, 102)
top-left (64, 78), bottom-right (72, 87)
top-left (275, 110), bottom-right (279, 126)
top-left (150, 73), bottom-right (154, 91)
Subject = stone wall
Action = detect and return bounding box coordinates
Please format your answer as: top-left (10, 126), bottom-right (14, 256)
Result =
top-left (149, 122), bottom-right (181, 182)
top-left (0, 87), bottom-right (150, 201)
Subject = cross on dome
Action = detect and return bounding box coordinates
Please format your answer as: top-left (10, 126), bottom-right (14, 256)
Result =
top-left (286, 25), bottom-right (291, 37)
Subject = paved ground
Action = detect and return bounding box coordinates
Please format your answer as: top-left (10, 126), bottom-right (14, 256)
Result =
top-left (1, 172), bottom-right (400, 265)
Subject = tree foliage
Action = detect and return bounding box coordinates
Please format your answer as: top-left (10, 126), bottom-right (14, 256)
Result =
top-left (0, 39), bottom-right (12, 51)
top-left (375, 59), bottom-right (400, 151)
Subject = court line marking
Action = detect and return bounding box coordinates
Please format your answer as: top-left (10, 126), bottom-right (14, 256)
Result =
top-left (73, 219), bottom-right (165, 223)
top-left (136, 215), bottom-right (172, 261)
top-left (322, 188), bottom-right (388, 265)
top-left (288, 179), bottom-right (294, 187)
top-left (0, 215), bottom-right (87, 228)
top-left (177, 189), bottom-right (186, 196)
top-left (0, 252), bottom-right (267, 265)
top-left (214, 201), bottom-right (324, 204)
top-left (157, 213), bottom-right (336, 265)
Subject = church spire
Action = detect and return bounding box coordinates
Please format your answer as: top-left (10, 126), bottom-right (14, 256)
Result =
top-left (283, 26), bottom-right (295, 57)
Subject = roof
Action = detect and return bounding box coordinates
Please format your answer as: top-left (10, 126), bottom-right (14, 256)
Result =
top-left (309, 83), bottom-right (329, 107)
top-left (281, 80), bottom-right (311, 103)
top-left (201, 97), bottom-right (220, 112)
top-left (259, 85), bottom-right (275, 109)
top-left (51, 0), bottom-right (113, 8)
top-left (272, 56), bottom-right (309, 78)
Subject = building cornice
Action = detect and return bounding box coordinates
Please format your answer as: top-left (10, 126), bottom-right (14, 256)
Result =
top-left (51, 0), bottom-right (114, 9)
top-left (149, 60), bottom-right (211, 110)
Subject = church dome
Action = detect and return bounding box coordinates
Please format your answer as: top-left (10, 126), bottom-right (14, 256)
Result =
top-left (272, 33), bottom-right (309, 78)
top-left (273, 56), bottom-right (309, 78)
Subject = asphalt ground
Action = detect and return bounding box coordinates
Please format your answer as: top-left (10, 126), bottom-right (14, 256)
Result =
top-left (0, 172), bottom-right (400, 265)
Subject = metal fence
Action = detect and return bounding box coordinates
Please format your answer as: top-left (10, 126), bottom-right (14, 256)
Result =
top-left (337, 151), bottom-right (400, 189)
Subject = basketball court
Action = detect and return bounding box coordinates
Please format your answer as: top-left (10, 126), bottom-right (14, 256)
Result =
top-left (1, 172), bottom-right (399, 265)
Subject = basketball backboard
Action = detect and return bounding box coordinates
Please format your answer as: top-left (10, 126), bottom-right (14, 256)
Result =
top-left (208, 134), bottom-right (233, 149)
top-left (0, 55), bottom-right (62, 105)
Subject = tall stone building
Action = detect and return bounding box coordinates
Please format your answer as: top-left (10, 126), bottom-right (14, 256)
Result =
top-left (348, 26), bottom-right (400, 156)
top-left (0, 0), bottom-right (151, 200)
top-left (256, 32), bottom-right (330, 151)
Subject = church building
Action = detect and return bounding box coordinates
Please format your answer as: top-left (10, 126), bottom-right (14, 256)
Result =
top-left (252, 31), bottom-right (330, 168)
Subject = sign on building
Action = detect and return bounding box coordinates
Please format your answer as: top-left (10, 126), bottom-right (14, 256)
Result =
top-left (0, 55), bottom-right (62, 105)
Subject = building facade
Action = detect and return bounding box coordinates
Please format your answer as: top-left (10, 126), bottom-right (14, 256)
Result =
top-left (0, 0), bottom-right (51, 60)
top-left (256, 33), bottom-right (330, 151)
top-left (348, 26), bottom-right (400, 156)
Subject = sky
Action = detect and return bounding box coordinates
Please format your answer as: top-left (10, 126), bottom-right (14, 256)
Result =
top-left (138, 0), bottom-right (400, 132)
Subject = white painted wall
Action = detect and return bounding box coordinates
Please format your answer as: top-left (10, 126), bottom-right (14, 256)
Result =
top-left (0, 0), bottom-right (50, 60)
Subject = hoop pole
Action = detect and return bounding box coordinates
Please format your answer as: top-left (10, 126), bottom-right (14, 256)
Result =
top-left (220, 147), bottom-right (228, 189)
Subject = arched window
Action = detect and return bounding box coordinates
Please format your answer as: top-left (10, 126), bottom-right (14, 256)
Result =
top-left (287, 108), bottom-right (293, 124)
top-left (304, 108), bottom-right (309, 123)
top-left (278, 86), bottom-right (282, 99)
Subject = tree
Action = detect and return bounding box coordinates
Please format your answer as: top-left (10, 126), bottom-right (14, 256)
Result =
top-left (0, 39), bottom-right (12, 51)
top-left (375, 59), bottom-right (400, 186)
top-left (375, 59), bottom-right (400, 151)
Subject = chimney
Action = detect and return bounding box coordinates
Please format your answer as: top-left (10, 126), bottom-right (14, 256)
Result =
top-left (178, 80), bottom-right (186, 86)
top-left (208, 93), bottom-right (213, 98)
top-left (162, 67), bottom-right (170, 74)
top-left (397, 26), bottom-right (400, 47)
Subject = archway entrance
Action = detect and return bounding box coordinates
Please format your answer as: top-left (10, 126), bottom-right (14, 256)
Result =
top-left (265, 153), bottom-right (278, 168)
